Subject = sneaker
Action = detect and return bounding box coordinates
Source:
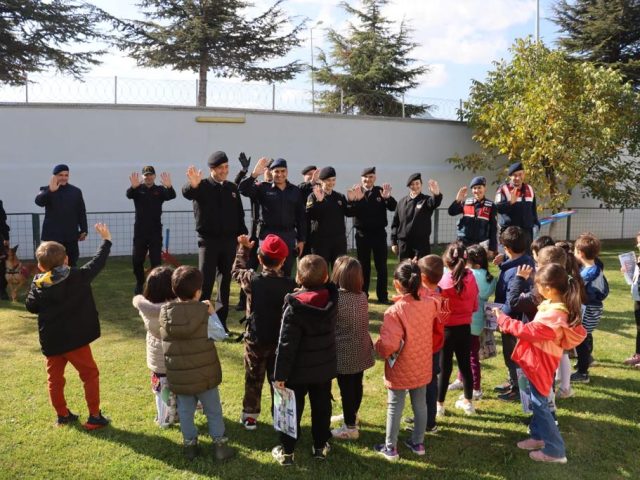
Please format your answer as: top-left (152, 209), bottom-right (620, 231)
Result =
top-left (426, 425), bottom-right (439, 434)
top-left (242, 416), bottom-right (257, 431)
top-left (56, 410), bottom-right (79, 427)
top-left (331, 424), bottom-right (359, 440)
top-left (454, 399), bottom-right (476, 415)
top-left (271, 446), bottom-right (294, 466)
top-left (517, 438), bottom-right (545, 450)
top-left (570, 372), bottom-right (590, 384)
top-left (183, 440), bottom-right (199, 461)
top-left (529, 450), bottom-right (567, 464)
top-left (312, 442), bottom-right (331, 460)
top-left (330, 413), bottom-right (344, 423)
top-left (448, 379), bottom-right (464, 391)
top-left (403, 416), bottom-right (415, 424)
top-left (85, 411), bottom-right (110, 430)
top-left (556, 387), bottom-right (575, 399)
top-left (213, 437), bottom-right (235, 461)
top-left (494, 381), bottom-right (512, 393)
top-left (459, 391), bottom-right (483, 401)
top-left (623, 353), bottom-right (640, 366)
top-left (436, 404), bottom-right (446, 417)
top-left (403, 439), bottom-right (426, 456)
top-left (374, 444), bottom-right (399, 462)
top-left (498, 389), bottom-right (520, 401)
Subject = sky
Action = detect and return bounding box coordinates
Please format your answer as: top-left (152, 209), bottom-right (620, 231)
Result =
top-left (83, 0), bottom-right (561, 102)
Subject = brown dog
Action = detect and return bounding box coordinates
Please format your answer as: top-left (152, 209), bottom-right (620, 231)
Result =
top-left (5, 245), bottom-right (37, 302)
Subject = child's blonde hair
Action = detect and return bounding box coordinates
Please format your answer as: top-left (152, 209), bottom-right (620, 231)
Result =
top-left (35, 241), bottom-right (67, 271)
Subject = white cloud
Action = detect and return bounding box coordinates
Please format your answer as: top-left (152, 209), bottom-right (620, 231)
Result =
top-left (419, 63), bottom-right (448, 88)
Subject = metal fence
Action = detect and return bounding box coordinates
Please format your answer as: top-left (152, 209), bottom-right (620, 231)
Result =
top-left (6, 207), bottom-right (638, 260)
top-left (0, 75), bottom-right (463, 121)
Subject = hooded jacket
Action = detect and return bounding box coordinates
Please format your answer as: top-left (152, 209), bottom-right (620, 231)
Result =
top-left (274, 283), bottom-right (338, 384)
top-left (497, 301), bottom-right (586, 396)
top-left (25, 240), bottom-right (111, 356)
top-left (438, 269), bottom-right (479, 327)
top-left (132, 295), bottom-right (168, 374)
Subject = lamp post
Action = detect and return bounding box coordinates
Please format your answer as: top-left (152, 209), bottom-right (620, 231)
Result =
top-left (535, 0), bottom-right (540, 41)
top-left (310, 20), bottom-right (323, 113)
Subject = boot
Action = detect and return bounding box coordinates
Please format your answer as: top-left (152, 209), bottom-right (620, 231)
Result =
top-left (213, 438), bottom-right (235, 461)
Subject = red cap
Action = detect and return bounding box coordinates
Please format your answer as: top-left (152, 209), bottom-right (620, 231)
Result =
top-left (260, 234), bottom-right (289, 261)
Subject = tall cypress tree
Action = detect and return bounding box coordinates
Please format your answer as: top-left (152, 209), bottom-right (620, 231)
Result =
top-left (315, 0), bottom-right (428, 117)
top-left (553, 0), bottom-right (640, 87)
top-left (118, 0), bottom-right (305, 107)
top-left (0, 0), bottom-right (111, 85)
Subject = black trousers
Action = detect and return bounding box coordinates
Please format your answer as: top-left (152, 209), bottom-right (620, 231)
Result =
top-left (198, 236), bottom-right (236, 329)
top-left (575, 333), bottom-right (593, 374)
top-left (438, 325), bottom-right (473, 402)
top-left (132, 235), bottom-right (162, 289)
top-left (312, 236), bottom-right (346, 272)
top-left (336, 372), bottom-right (364, 427)
top-left (61, 241), bottom-right (80, 267)
top-left (635, 300), bottom-right (640, 354)
top-left (0, 244), bottom-right (7, 294)
top-left (397, 239), bottom-right (430, 261)
top-left (280, 380), bottom-right (332, 454)
top-left (355, 229), bottom-right (389, 302)
top-left (501, 332), bottom-right (519, 389)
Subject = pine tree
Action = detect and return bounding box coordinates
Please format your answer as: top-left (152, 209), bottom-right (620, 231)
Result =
top-left (0, 0), bottom-right (111, 85)
top-left (553, 0), bottom-right (640, 87)
top-left (118, 0), bottom-right (305, 107)
top-left (315, 0), bottom-right (428, 117)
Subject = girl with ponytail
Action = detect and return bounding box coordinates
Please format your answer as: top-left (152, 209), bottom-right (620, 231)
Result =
top-left (495, 263), bottom-right (586, 464)
top-left (437, 241), bottom-right (479, 416)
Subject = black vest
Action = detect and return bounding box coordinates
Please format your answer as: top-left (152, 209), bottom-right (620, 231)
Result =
top-left (248, 274), bottom-right (297, 345)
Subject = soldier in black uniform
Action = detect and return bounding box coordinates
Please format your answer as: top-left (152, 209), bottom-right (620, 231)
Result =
top-left (0, 199), bottom-right (10, 300)
top-left (353, 167), bottom-right (396, 304)
top-left (391, 172), bottom-right (442, 260)
top-left (182, 151), bottom-right (247, 330)
top-left (494, 161), bottom-right (540, 242)
top-left (306, 166), bottom-right (359, 269)
top-left (447, 176), bottom-right (498, 256)
top-left (126, 166), bottom-right (176, 294)
top-left (239, 157), bottom-right (306, 277)
top-left (298, 165), bottom-right (318, 257)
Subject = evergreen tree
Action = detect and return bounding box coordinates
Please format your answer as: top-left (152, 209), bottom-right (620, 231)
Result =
top-left (118, 0), bottom-right (305, 107)
top-left (554, 0), bottom-right (640, 87)
top-left (0, 0), bottom-right (111, 85)
top-left (315, 0), bottom-right (428, 117)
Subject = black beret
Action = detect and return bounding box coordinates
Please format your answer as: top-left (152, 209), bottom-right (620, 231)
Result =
top-left (319, 167), bottom-right (336, 180)
top-left (301, 165), bottom-right (316, 175)
top-left (361, 167), bottom-right (376, 176)
top-left (270, 158), bottom-right (287, 170)
top-left (406, 172), bottom-right (422, 187)
top-left (507, 161), bottom-right (524, 175)
top-left (142, 165), bottom-right (156, 175)
top-left (52, 164), bottom-right (69, 175)
top-left (207, 151), bottom-right (228, 168)
top-left (469, 176), bottom-right (486, 188)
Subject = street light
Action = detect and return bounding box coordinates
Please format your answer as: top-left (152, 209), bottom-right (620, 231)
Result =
top-left (310, 20), bottom-right (323, 113)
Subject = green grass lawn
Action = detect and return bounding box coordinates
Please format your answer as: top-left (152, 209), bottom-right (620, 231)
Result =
top-left (1, 245), bottom-right (639, 480)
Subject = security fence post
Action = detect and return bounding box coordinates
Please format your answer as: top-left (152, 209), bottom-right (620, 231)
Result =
top-left (31, 214), bottom-right (40, 256)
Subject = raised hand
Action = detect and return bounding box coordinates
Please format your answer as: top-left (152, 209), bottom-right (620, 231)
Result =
top-left (381, 183), bottom-right (392, 199)
top-left (252, 157), bottom-right (270, 178)
top-left (311, 168), bottom-right (320, 184)
top-left (313, 184), bottom-right (325, 202)
top-left (160, 172), bottom-right (172, 188)
top-left (516, 264), bottom-right (534, 280)
top-left (297, 241), bottom-right (305, 258)
top-left (129, 172), bottom-right (141, 188)
top-left (493, 253), bottom-right (505, 266)
top-left (391, 245), bottom-right (398, 255)
top-left (186, 165), bottom-right (202, 188)
top-left (94, 223), bottom-right (111, 241)
top-left (237, 234), bottom-right (255, 249)
top-left (510, 187), bottom-right (520, 205)
top-left (456, 186), bottom-right (467, 203)
top-left (49, 175), bottom-right (59, 192)
top-left (238, 152), bottom-right (251, 170)
top-left (428, 179), bottom-right (440, 196)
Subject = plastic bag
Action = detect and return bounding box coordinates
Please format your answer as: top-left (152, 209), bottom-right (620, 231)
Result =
top-left (208, 312), bottom-right (228, 341)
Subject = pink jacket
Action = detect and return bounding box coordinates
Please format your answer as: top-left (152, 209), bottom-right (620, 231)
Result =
top-left (438, 269), bottom-right (479, 327)
top-left (375, 293), bottom-right (436, 390)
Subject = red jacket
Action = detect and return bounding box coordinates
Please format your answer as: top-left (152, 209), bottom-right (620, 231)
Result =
top-left (375, 293), bottom-right (436, 390)
top-left (498, 301), bottom-right (586, 396)
top-left (438, 269), bottom-right (479, 327)
top-left (420, 286), bottom-right (445, 353)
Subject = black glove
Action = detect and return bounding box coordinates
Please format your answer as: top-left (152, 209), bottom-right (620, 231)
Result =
top-left (238, 152), bottom-right (251, 170)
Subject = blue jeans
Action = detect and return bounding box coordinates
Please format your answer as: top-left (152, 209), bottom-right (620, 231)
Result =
top-left (530, 384), bottom-right (565, 458)
top-left (177, 387), bottom-right (225, 444)
top-left (385, 385), bottom-right (427, 447)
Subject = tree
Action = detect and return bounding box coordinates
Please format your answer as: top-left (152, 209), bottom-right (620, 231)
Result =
top-left (553, 0), bottom-right (640, 88)
top-left (118, 0), bottom-right (305, 107)
top-left (449, 38), bottom-right (640, 211)
top-left (0, 0), bottom-right (111, 85)
top-left (315, 0), bottom-right (428, 117)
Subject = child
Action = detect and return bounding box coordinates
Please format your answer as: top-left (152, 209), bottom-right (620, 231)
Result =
top-left (493, 226), bottom-right (535, 401)
top-left (572, 233), bottom-right (609, 383)
top-left (374, 261), bottom-right (437, 461)
top-left (495, 263), bottom-right (587, 464)
top-left (623, 231), bottom-right (640, 367)
top-left (132, 266), bottom-right (178, 428)
top-left (159, 266), bottom-right (235, 461)
top-left (231, 233), bottom-right (296, 430)
top-left (25, 223), bottom-right (112, 429)
top-left (449, 245), bottom-right (496, 399)
top-left (437, 241), bottom-right (479, 415)
top-left (330, 256), bottom-right (375, 440)
top-left (272, 255), bottom-right (338, 466)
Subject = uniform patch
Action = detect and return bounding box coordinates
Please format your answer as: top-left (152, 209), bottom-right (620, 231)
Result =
top-left (376, 197), bottom-right (382, 202)
top-left (232, 192), bottom-right (237, 198)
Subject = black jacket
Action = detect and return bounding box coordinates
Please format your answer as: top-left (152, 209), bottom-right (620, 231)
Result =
top-left (182, 177), bottom-right (247, 239)
top-left (25, 240), bottom-right (111, 356)
top-left (306, 190), bottom-right (356, 239)
top-left (0, 200), bottom-right (9, 243)
top-left (126, 184), bottom-right (176, 235)
top-left (448, 197), bottom-right (498, 252)
top-left (353, 186), bottom-right (396, 232)
top-left (274, 283), bottom-right (338, 384)
top-left (35, 184), bottom-right (88, 242)
top-left (391, 192), bottom-right (443, 245)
